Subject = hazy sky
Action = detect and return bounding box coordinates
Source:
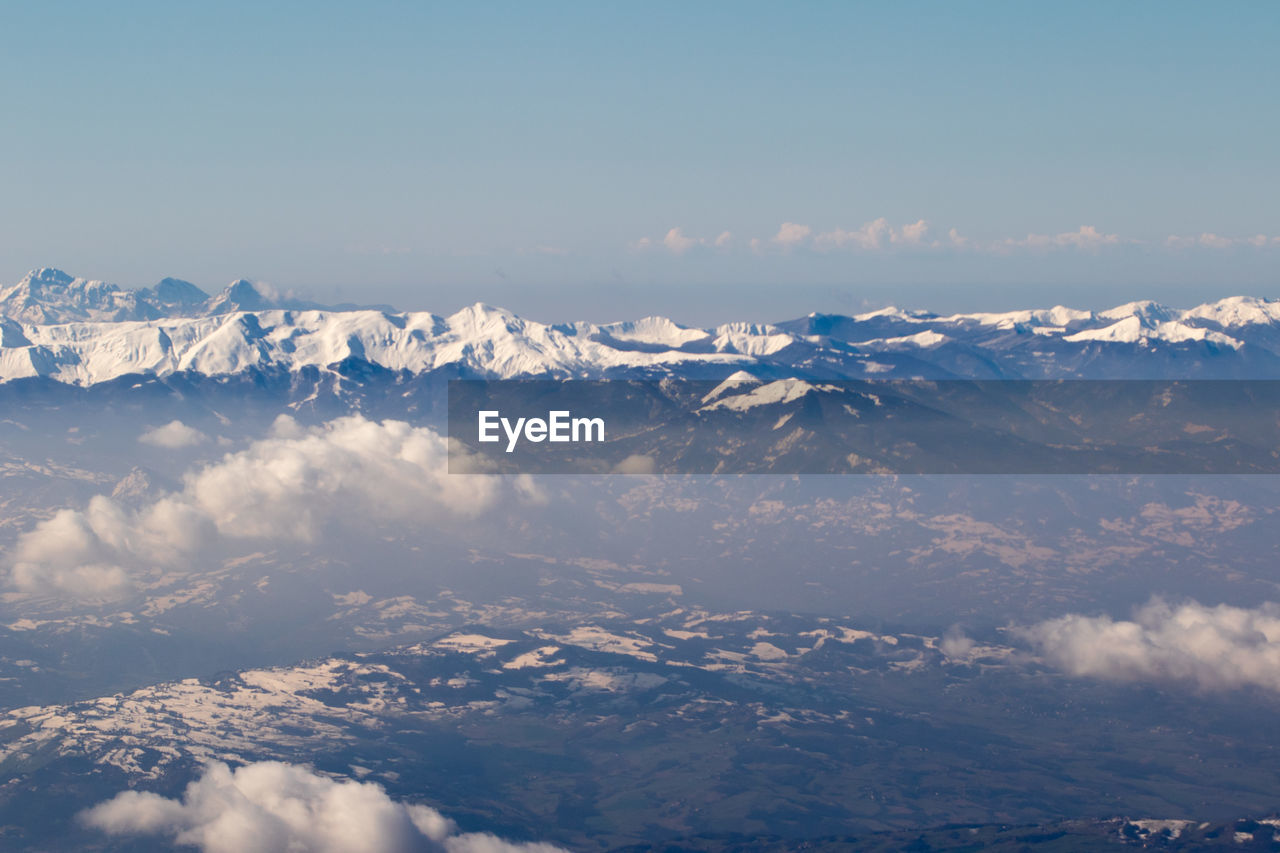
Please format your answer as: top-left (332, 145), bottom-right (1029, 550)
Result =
top-left (2, 1), bottom-right (1277, 323)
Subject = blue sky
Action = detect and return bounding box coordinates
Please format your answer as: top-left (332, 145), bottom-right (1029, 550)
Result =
top-left (1, 1), bottom-right (1277, 322)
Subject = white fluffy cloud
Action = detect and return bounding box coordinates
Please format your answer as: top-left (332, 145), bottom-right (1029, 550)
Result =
top-left (1002, 224), bottom-right (1120, 251)
top-left (1018, 598), bottom-right (1280, 692)
top-left (9, 416), bottom-right (528, 599)
top-left (140, 420), bottom-right (209, 449)
top-left (809, 218), bottom-right (930, 250)
top-left (81, 761), bottom-right (566, 853)
top-left (771, 221), bottom-right (812, 248)
top-left (662, 227), bottom-right (697, 253)
top-left (813, 219), bottom-right (890, 250)
top-left (775, 219), bottom-right (934, 251)
top-left (895, 218), bottom-right (929, 244)
top-left (633, 227), bottom-right (733, 254)
top-left (1166, 232), bottom-right (1280, 249)
top-left (639, 221), bottom-right (1276, 256)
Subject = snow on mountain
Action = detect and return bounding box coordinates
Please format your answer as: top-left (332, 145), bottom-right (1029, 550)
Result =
top-left (943, 305), bottom-right (1094, 328)
top-left (203, 278), bottom-right (328, 314)
top-left (852, 330), bottom-right (950, 348)
top-left (851, 306), bottom-right (933, 324)
top-left (593, 316), bottom-right (711, 348)
top-left (2, 269), bottom-right (1280, 384)
top-left (703, 371), bottom-right (763, 403)
top-left (711, 322), bottom-right (795, 356)
top-left (0, 317), bottom-right (31, 347)
top-left (0, 304), bottom-right (754, 385)
top-left (700, 379), bottom-right (830, 412)
top-left (1096, 300), bottom-right (1180, 326)
top-left (0, 268), bottom-right (161, 324)
top-left (0, 268), bottom-right (323, 326)
top-left (1182, 295), bottom-right (1280, 328)
top-left (1063, 316), bottom-right (1148, 344)
top-left (1064, 316), bottom-right (1243, 348)
top-left (143, 277), bottom-right (210, 310)
top-left (0, 609), bottom-right (949, 782)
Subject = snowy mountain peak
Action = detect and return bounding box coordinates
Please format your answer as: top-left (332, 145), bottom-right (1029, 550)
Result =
top-left (700, 378), bottom-right (831, 412)
top-left (0, 269), bottom-right (153, 325)
top-left (1098, 300), bottom-right (1179, 327)
top-left (1183, 295), bottom-right (1280, 328)
top-left (943, 305), bottom-right (1094, 328)
top-left (206, 279), bottom-right (277, 314)
top-left (852, 305), bottom-right (929, 322)
top-left (20, 267), bottom-right (76, 288)
top-left (0, 271), bottom-right (333, 325)
top-left (446, 302), bottom-right (522, 330)
top-left (597, 316), bottom-right (710, 348)
top-left (1064, 316), bottom-right (1243, 349)
top-left (147, 277), bottom-right (210, 308)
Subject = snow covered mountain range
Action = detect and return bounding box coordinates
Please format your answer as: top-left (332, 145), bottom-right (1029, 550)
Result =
top-left (0, 267), bottom-right (333, 325)
top-left (4, 268), bottom-right (1280, 384)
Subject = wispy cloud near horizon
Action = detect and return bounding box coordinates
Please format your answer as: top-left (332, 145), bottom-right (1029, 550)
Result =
top-left (632, 228), bottom-right (734, 254)
top-left (1166, 233), bottom-right (1280, 249)
top-left (634, 221), bottom-right (1279, 257)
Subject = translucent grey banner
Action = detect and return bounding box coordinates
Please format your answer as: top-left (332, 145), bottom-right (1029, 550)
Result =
top-left (447, 379), bottom-right (1280, 474)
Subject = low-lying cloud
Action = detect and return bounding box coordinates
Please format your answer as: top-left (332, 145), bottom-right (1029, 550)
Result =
top-left (632, 227), bottom-right (733, 253)
top-left (139, 419), bottom-right (209, 448)
top-left (81, 760), bottom-right (566, 853)
top-left (1018, 598), bottom-right (1280, 692)
top-left (8, 415), bottom-right (532, 599)
top-left (1001, 224), bottom-right (1121, 251)
top-left (635, 221), bottom-right (1280, 256)
top-left (1166, 232), bottom-right (1280, 249)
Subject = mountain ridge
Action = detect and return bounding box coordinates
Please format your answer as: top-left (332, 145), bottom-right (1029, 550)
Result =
top-left (3, 269), bottom-right (1280, 385)
top-left (0, 268), bottom-right (331, 325)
